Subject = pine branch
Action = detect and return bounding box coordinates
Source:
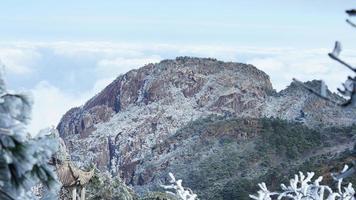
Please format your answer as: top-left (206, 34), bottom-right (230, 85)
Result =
top-left (0, 189), bottom-right (16, 200)
top-left (346, 9), bottom-right (356, 16)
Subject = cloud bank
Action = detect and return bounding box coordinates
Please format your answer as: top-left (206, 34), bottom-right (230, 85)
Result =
top-left (0, 42), bottom-right (354, 135)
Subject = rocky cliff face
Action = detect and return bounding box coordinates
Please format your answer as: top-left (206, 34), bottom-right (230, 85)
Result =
top-left (57, 57), bottom-right (356, 199)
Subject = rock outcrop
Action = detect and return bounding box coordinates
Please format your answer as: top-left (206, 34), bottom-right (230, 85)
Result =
top-left (57, 57), bottom-right (356, 199)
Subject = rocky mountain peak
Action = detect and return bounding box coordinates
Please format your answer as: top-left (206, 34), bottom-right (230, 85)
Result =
top-left (56, 57), bottom-right (356, 198)
top-left (57, 57), bottom-right (274, 138)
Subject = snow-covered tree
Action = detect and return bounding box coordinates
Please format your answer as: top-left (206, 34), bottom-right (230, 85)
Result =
top-left (0, 67), bottom-right (60, 200)
top-left (86, 169), bottom-right (137, 200)
top-left (249, 165), bottom-right (355, 200)
top-left (161, 173), bottom-right (198, 200)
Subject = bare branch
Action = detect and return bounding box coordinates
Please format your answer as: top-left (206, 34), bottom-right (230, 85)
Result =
top-left (332, 165), bottom-right (356, 180)
top-left (292, 78), bottom-right (340, 105)
top-left (346, 19), bottom-right (356, 28)
top-left (328, 56), bottom-right (356, 74)
top-left (346, 9), bottom-right (356, 16)
top-left (328, 41), bottom-right (356, 73)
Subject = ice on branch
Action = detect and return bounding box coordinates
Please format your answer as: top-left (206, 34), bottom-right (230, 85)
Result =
top-left (328, 41), bottom-right (356, 73)
top-left (0, 67), bottom-right (60, 200)
top-left (329, 41), bottom-right (342, 58)
top-left (346, 10), bottom-right (356, 27)
top-left (294, 39), bottom-right (356, 107)
top-left (161, 173), bottom-right (198, 200)
top-left (249, 166), bottom-right (355, 200)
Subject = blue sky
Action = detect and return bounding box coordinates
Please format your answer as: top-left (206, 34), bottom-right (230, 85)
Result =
top-left (1, 1), bottom-right (356, 46)
top-left (1, 1), bottom-right (355, 134)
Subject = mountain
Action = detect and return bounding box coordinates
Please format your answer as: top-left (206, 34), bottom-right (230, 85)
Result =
top-left (57, 57), bottom-right (356, 199)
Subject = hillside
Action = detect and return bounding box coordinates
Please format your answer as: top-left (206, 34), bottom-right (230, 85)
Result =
top-left (57, 57), bottom-right (356, 199)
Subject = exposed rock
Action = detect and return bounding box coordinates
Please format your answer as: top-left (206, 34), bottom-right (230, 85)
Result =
top-left (56, 57), bottom-right (356, 199)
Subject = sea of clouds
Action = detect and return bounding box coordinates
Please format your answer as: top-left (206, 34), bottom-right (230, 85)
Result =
top-left (0, 41), bottom-right (353, 134)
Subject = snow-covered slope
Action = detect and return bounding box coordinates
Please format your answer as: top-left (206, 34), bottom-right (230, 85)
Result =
top-left (57, 57), bottom-right (356, 198)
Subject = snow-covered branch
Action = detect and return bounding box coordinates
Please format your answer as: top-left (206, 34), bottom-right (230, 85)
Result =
top-left (249, 166), bottom-right (355, 200)
top-left (293, 41), bottom-right (356, 107)
top-left (0, 66), bottom-right (60, 200)
top-left (161, 173), bottom-right (198, 200)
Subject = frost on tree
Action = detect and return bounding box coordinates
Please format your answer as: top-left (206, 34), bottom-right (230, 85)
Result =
top-left (292, 8), bottom-right (356, 182)
top-left (249, 166), bottom-right (355, 200)
top-left (0, 68), bottom-right (60, 200)
top-left (161, 173), bottom-right (198, 200)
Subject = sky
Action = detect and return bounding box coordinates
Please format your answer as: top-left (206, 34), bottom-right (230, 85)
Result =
top-left (1, 0), bottom-right (356, 134)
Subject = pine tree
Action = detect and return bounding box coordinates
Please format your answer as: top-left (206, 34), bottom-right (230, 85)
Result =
top-left (0, 67), bottom-right (60, 200)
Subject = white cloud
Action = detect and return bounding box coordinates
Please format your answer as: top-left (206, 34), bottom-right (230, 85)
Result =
top-left (0, 47), bottom-right (41, 74)
top-left (246, 48), bottom-right (353, 92)
top-left (28, 81), bottom-right (85, 135)
top-left (28, 77), bottom-right (113, 135)
top-left (248, 57), bottom-right (284, 72)
top-left (96, 56), bottom-right (161, 77)
top-left (50, 41), bottom-right (145, 58)
top-left (91, 77), bottom-right (116, 94)
top-left (1, 41), bottom-right (354, 134)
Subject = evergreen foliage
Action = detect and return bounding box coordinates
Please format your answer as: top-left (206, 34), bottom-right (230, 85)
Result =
top-left (0, 69), bottom-right (60, 200)
top-left (86, 169), bottom-right (138, 200)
